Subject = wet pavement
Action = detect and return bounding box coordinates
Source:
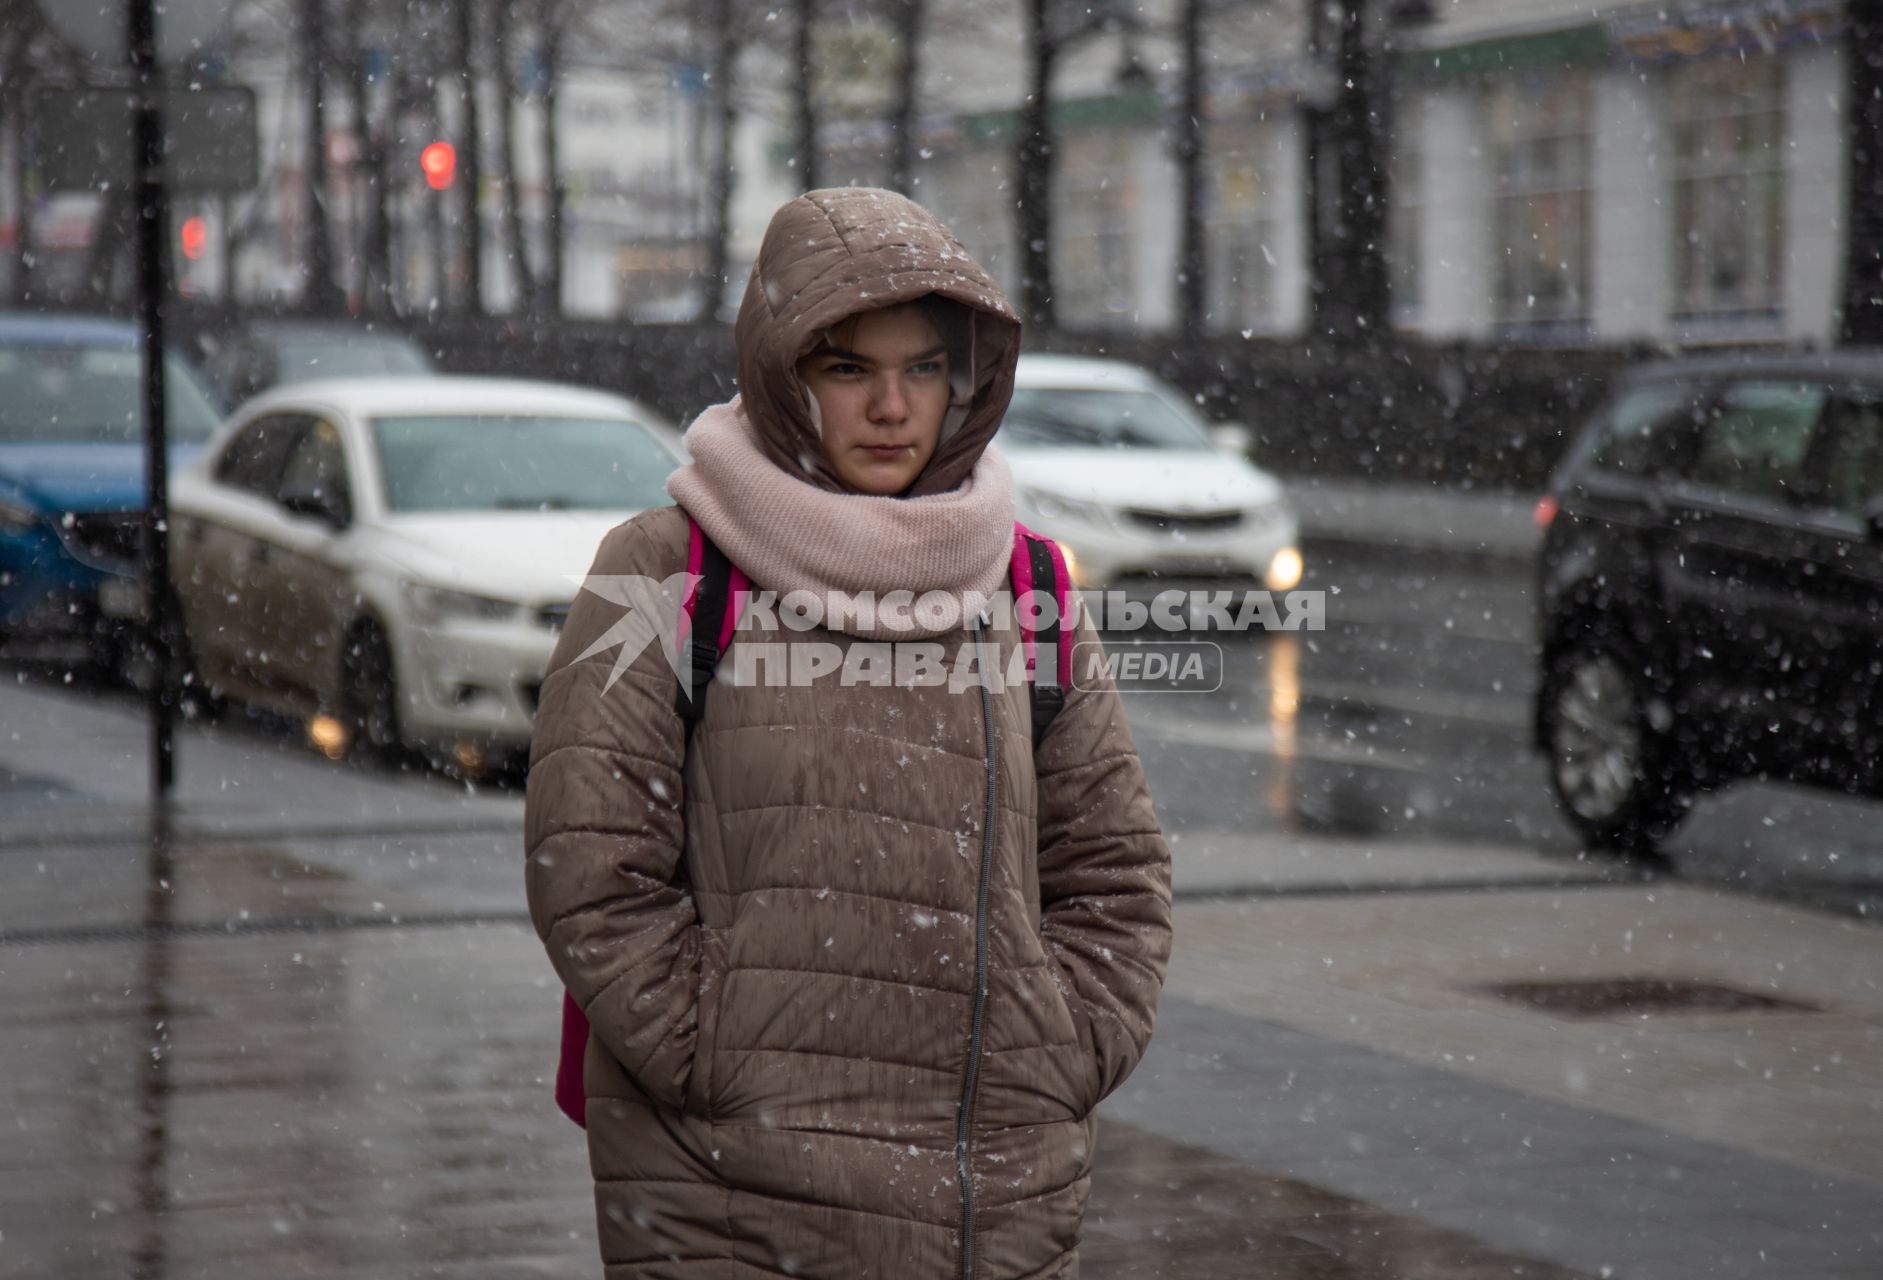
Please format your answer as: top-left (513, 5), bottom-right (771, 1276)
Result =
top-left (7, 828), bottom-right (1878, 1278)
top-left (4, 908), bottom-right (1605, 1280)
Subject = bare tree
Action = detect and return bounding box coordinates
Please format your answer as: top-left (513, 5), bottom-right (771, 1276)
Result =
top-left (300, 0), bottom-right (345, 312)
top-left (520, 0), bottom-right (606, 317)
top-left (1015, 0), bottom-right (1058, 331)
top-left (1841, 0), bottom-right (1883, 345)
top-left (1305, 0), bottom-right (1390, 344)
top-left (885, 0), bottom-right (924, 195)
top-left (452, 0), bottom-right (485, 312)
top-left (1173, 0), bottom-right (1205, 341)
top-left (1014, 0), bottom-right (1139, 332)
top-left (698, 0), bottom-right (744, 321)
top-left (343, 0), bottom-right (395, 313)
top-left (792, 0), bottom-right (820, 191)
top-left (492, 0), bottom-right (539, 309)
top-left (0, 0), bottom-right (53, 303)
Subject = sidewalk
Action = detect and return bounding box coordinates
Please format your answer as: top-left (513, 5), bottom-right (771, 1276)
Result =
top-left (4, 668), bottom-right (1879, 1277)
top-left (1289, 476), bottom-right (1543, 565)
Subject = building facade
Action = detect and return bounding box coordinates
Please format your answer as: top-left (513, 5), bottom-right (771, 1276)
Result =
top-left (832, 0), bottom-right (1852, 348)
top-left (3, 0), bottom-right (1849, 350)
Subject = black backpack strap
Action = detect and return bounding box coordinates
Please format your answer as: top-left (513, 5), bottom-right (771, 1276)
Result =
top-left (1023, 534), bottom-right (1068, 749)
top-left (676, 531), bottom-right (735, 736)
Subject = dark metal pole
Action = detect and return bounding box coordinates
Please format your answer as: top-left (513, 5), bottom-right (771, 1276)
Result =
top-left (131, 0), bottom-right (177, 822)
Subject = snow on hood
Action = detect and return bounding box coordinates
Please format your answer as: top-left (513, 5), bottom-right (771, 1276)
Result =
top-left (381, 510), bottom-right (639, 603)
top-left (1003, 447), bottom-right (1286, 513)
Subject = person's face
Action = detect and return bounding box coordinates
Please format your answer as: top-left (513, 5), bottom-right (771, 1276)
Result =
top-left (797, 306), bottom-right (952, 496)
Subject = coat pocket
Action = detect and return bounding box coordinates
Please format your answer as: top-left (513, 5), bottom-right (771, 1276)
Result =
top-left (682, 927), bottom-right (730, 1120)
top-left (1044, 960), bottom-right (1104, 1117)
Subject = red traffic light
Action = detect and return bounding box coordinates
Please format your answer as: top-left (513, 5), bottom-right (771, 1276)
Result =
top-left (180, 215), bottom-right (207, 261)
top-left (420, 141), bottom-right (456, 190)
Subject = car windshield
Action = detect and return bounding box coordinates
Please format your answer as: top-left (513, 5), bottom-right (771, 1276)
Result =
top-left (0, 344), bottom-right (224, 443)
top-left (1002, 387), bottom-right (1214, 450)
top-left (373, 414), bottom-right (678, 513)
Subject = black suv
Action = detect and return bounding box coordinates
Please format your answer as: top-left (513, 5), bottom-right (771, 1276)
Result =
top-left (1535, 353), bottom-right (1883, 852)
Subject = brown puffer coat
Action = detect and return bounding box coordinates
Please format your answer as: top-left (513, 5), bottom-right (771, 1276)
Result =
top-left (525, 189), bottom-right (1172, 1279)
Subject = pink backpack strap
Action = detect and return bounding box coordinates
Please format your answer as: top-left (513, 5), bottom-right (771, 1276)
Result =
top-left (1012, 522), bottom-right (1073, 745)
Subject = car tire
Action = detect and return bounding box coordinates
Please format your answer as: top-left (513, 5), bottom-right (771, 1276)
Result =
top-left (343, 620), bottom-right (403, 762)
top-left (1538, 639), bottom-right (1691, 855)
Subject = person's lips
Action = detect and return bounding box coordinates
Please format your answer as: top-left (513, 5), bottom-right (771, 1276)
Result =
top-left (860, 443), bottom-right (912, 459)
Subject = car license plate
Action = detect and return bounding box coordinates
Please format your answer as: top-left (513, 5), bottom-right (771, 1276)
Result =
top-left (98, 576), bottom-right (145, 619)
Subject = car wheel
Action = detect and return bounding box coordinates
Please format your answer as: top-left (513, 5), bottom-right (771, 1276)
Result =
top-left (343, 620), bottom-right (402, 761)
top-left (1539, 640), bottom-right (1691, 855)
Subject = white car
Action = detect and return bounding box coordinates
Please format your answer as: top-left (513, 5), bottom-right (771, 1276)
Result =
top-left (1003, 354), bottom-right (1301, 599)
top-left (170, 376), bottom-right (683, 767)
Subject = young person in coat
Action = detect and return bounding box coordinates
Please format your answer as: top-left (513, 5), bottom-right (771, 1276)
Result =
top-left (525, 187), bottom-right (1173, 1279)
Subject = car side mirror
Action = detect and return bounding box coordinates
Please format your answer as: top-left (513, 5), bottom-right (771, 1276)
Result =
top-left (279, 482), bottom-right (348, 529)
top-left (1211, 422), bottom-right (1253, 457)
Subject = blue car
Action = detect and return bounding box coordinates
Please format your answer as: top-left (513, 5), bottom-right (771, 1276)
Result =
top-left (0, 313), bottom-right (224, 667)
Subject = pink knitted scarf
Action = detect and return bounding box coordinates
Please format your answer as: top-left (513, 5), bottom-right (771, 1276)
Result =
top-left (665, 399), bottom-right (1016, 639)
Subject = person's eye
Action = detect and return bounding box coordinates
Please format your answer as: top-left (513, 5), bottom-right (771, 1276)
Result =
top-left (824, 361), bottom-right (865, 376)
top-left (910, 360), bottom-right (946, 377)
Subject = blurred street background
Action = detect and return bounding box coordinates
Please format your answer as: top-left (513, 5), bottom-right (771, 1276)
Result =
top-left (6, 0), bottom-right (1883, 1276)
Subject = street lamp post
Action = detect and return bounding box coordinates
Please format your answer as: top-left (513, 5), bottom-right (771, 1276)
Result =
top-left (128, 0), bottom-right (179, 821)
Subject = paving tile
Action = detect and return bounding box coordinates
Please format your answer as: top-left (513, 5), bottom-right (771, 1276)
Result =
top-left (1106, 997), bottom-right (1883, 1280)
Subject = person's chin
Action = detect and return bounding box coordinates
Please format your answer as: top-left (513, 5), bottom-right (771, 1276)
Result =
top-left (846, 471), bottom-right (916, 496)
top-left (843, 455), bottom-right (921, 495)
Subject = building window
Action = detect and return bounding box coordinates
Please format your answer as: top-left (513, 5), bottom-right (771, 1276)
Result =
top-left (1054, 129), bottom-right (1138, 329)
top-left (1670, 54), bottom-right (1784, 322)
top-left (1205, 119), bottom-right (1281, 335)
top-left (1488, 71), bottom-right (1592, 334)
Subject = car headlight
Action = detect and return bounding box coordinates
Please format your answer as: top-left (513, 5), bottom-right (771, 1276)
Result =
top-left (1267, 546), bottom-right (1303, 592)
top-left (1022, 487), bottom-right (1110, 527)
top-left (402, 581), bottom-right (519, 626)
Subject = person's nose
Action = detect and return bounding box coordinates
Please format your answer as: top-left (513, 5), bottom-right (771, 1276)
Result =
top-left (868, 374), bottom-right (909, 426)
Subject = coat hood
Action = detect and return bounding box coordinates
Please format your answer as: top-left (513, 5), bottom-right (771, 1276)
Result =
top-left (732, 187), bottom-right (1022, 498)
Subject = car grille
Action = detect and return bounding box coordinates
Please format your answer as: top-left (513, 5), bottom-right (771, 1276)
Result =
top-left (59, 510), bottom-right (143, 567)
top-left (1123, 508), bottom-right (1245, 535)
top-left (537, 602), bottom-right (571, 630)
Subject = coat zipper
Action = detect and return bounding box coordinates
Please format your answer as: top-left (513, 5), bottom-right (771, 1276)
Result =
top-left (955, 615), bottom-right (998, 1280)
